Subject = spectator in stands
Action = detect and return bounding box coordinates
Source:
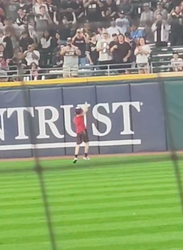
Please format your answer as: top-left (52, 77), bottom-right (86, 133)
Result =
top-left (83, 0), bottom-right (102, 23)
top-left (96, 27), bottom-right (103, 40)
top-left (107, 20), bottom-right (121, 37)
top-left (28, 19), bottom-right (37, 42)
top-left (15, 8), bottom-right (27, 27)
top-left (30, 62), bottom-right (41, 80)
top-left (40, 31), bottom-right (54, 66)
top-left (0, 4), bottom-right (5, 24)
top-left (3, 27), bottom-right (14, 59)
top-left (171, 51), bottom-right (183, 71)
top-left (110, 33), bottom-right (131, 72)
top-left (61, 37), bottom-right (81, 77)
top-left (96, 29), bottom-right (112, 69)
top-left (134, 37), bottom-right (151, 74)
top-left (59, 0), bottom-right (77, 24)
top-left (5, 0), bottom-right (19, 22)
top-left (19, 31), bottom-right (34, 52)
top-left (53, 46), bottom-right (63, 68)
top-left (101, 0), bottom-right (117, 21)
top-left (117, 33), bottom-right (131, 72)
top-left (72, 28), bottom-right (87, 67)
top-left (34, 0), bottom-right (48, 15)
top-left (46, 0), bottom-right (57, 23)
top-left (170, 6), bottom-right (183, 46)
top-left (151, 13), bottom-right (169, 47)
top-left (53, 31), bottom-right (64, 47)
top-left (118, 0), bottom-right (133, 17)
top-left (18, 0), bottom-right (30, 13)
top-left (0, 29), bottom-right (5, 45)
top-left (154, 2), bottom-right (168, 20)
top-left (86, 32), bottom-right (99, 65)
top-left (35, 5), bottom-right (52, 41)
top-left (83, 22), bottom-right (93, 39)
top-left (109, 33), bottom-right (119, 67)
top-left (161, 0), bottom-right (177, 13)
top-left (125, 32), bottom-right (136, 64)
top-left (140, 3), bottom-right (154, 27)
top-left (116, 10), bottom-right (130, 35)
top-left (24, 44), bottom-right (40, 66)
top-left (130, 23), bottom-right (144, 40)
top-left (0, 43), bottom-right (7, 59)
top-left (74, 0), bottom-right (85, 23)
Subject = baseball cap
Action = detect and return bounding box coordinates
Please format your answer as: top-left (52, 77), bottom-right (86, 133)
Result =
top-left (143, 3), bottom-right (149, 7)
top-left (75, 107), bottom-right (83, 115)
top-left (120, 10), bottom-right (124, 14)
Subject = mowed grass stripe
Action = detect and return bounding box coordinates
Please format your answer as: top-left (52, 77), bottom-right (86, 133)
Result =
top-left (1, 179), bottom-right (177, 195)
top-left (0, 216), bottom-right (181, 231)
top-left (0, 191), bottom-right (180, 208)
top-left (1, 176), bottom-right (177, 191)
top-left (1, 183), bottom-right (178, 202)
top-left (1, 174), bottom-right (176, 191)
top-left (1, 223), bottom-right (183, 240)
top-left (0, 197), bottom-right (180, 216)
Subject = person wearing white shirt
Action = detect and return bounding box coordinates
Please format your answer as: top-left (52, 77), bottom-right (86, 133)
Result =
top-left (107, 20), bottom-right (121, 38)
top-left (96, 29), bottom-right (112, 69)
top-left (134, 37), bottom-right (151, 74)
top-left (40, 31), bottom-right (52, 49)
top-left (33, 0), bottom-right (48, 15)
top-left (24, 44), bottom-right (40, 66)
top-left (171, 52), bottom-right (183, 72)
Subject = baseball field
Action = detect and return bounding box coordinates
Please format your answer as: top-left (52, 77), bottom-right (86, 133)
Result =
top-left (1, 154), bottom-right (183, 250)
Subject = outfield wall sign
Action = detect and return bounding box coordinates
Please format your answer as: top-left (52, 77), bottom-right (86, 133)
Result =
top-left (0, 83), bottom-right (167, 158)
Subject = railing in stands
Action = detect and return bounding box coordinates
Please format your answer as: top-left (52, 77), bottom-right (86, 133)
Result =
top-left (0, 60), bottom-right (182, 81)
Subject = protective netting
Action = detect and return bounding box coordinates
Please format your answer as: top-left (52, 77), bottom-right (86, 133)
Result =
top-left (0, 78), bottom-right (183, 250)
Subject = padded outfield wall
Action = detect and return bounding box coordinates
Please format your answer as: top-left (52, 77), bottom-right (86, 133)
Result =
top-left (0, 72), bottom-right (183, 158)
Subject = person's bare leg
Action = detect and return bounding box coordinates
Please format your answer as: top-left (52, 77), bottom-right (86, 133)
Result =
top-left (73, 144), bottom-right (80, 163)
top-left (83, 142), bottom-right (89, 160)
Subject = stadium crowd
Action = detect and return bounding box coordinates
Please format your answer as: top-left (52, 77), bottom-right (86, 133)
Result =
top-left (0, 0), bottom-right (183, 79)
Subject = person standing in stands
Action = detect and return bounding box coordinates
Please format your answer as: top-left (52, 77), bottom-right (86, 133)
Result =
top-left (151, 13), bottom-right (169, 47)
top-left (61, 37), bottom-right (81, 77)
top-left (130, 23), bottom-right (144, 40)
top-left (72, 29), bottom-right (87, 67)
top-left (86, 33), bottom-right (99, 65)
top-left (134, 37), bottom-right (151, 74)
top-left (169, 6), bottom-right (183, 46)
top-left (116, 34), bottom-right (131, 73)
top-left (96, 29), bottom-right (112, 70)
top-left (83, 0), bottom-right (102, 23)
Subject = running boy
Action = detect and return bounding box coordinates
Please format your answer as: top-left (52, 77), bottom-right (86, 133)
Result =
top-left (73, 102), bottom-right (89, 163)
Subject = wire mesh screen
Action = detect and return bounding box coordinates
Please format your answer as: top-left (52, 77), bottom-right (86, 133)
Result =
top-left (0, 78), bottom-right (183, 250)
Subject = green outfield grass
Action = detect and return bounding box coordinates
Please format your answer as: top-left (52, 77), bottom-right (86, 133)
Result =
top-left (0, 155), bottom-right (183, 250)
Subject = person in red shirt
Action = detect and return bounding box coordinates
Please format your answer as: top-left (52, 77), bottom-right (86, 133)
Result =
top-left (73, 102), bottom-right (89, 163)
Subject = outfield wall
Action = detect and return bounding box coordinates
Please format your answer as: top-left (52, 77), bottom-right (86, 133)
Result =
top-left (0, 80), bottom-right (175, 158)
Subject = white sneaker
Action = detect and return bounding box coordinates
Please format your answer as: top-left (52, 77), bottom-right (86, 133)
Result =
top-left (73, 157), bottom-right (78, 163)
top-left (83, 156), bottom-right (90, 160)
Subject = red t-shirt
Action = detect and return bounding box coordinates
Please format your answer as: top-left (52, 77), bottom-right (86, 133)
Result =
top-left (73, 115), bottom-right (86, 134)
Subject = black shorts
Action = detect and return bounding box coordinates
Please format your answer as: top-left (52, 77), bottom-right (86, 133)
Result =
top-left (76, 130), bottom-right (89, 145)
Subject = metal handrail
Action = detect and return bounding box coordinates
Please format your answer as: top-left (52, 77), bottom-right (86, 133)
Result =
top-left (0, 60), bottom-right (181, 80)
